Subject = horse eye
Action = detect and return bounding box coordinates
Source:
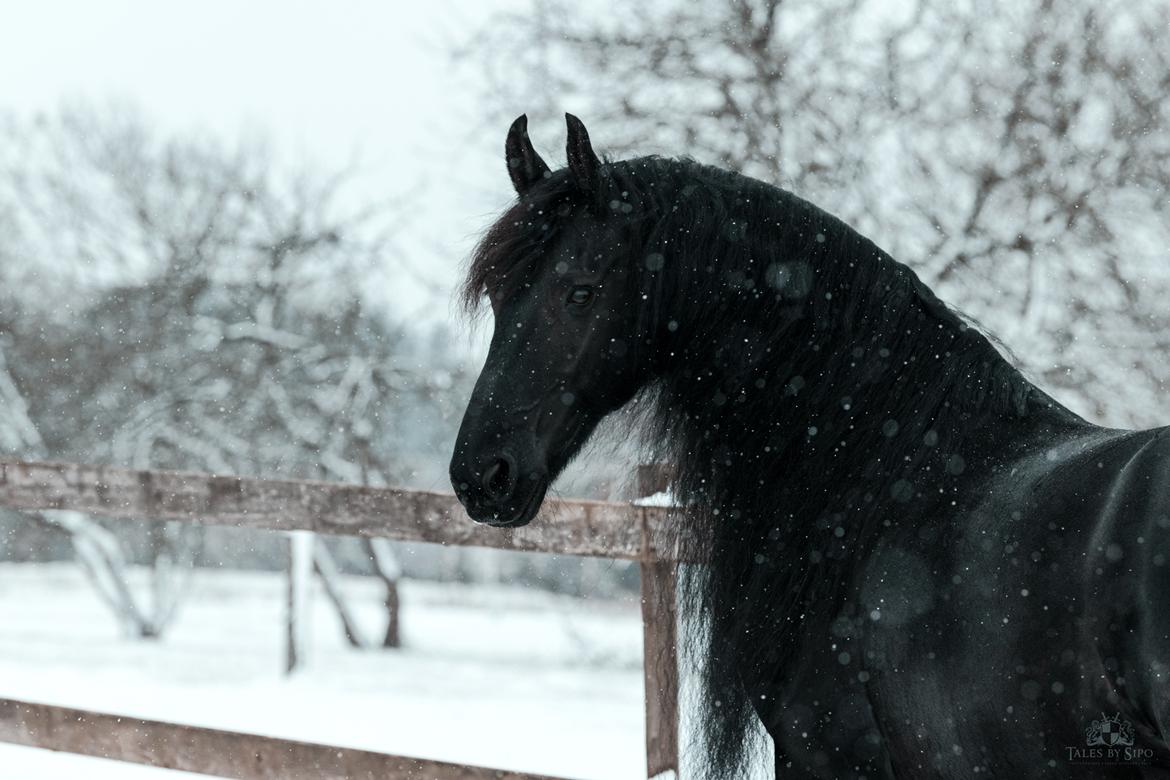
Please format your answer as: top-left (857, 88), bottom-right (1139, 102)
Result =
top-left (567, 286), bottom-right (594, 306)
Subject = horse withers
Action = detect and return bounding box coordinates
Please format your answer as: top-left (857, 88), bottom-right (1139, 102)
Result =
top-left (449, 114), bottom-right (1170, 779)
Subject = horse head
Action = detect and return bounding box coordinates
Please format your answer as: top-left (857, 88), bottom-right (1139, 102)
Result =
top-left (450, 115), bottom-right (664, 527)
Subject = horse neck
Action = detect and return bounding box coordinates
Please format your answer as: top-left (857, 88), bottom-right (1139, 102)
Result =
top-left (654, 192), bottom-right (1086, 551)
top-left (633, 169), bottom-right (1092, 773)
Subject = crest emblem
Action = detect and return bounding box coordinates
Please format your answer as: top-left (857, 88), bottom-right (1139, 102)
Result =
top-left (1086, 713), bottom-right (1135, 747)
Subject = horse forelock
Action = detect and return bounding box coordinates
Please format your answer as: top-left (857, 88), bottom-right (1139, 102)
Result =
top-left (461, 174), bottom-right (575, 317)
top-left (462, 156), bottom-right (701, 318)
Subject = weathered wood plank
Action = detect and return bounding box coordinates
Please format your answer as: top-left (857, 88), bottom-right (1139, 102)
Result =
top-left (0, 459), bottom-right (682, 561)
top-left (640, 560), bottom-right (680, 778)
top-left (636, 465), bottom-right (681, 779)
top-left (0, 698), bottom-right (562, 780)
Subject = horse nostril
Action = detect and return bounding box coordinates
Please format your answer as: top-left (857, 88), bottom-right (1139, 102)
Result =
top-left (481, 457), bottom-right (513, 500)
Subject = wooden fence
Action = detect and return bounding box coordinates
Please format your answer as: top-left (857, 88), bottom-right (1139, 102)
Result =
top-left (0, 459), bottom-right (683, 780)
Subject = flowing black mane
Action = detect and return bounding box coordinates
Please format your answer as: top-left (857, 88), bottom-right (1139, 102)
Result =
top-left (464, 155), bottom-right (1085, 777)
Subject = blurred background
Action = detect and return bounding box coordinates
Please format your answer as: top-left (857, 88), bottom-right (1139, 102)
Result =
top-left (1, 0), bottom-right (1168, 777)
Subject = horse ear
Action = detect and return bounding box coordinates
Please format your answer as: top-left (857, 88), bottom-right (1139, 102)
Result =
top-left (565, 113), bottom-right (602, 194)
top-left (505, 114), bottom-right (551, 196)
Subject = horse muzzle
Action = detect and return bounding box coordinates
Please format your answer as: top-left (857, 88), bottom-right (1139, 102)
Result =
top-left (449, 449), bottom-right (549, 528)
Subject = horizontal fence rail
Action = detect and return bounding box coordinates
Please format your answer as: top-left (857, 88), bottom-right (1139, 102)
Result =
top-left (0, 698), bottom-right (562, 780)
top-left (0, 459), bottom-right (682, 562)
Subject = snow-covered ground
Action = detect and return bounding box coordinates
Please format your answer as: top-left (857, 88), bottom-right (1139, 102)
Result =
top-left (0, 563), bottom-right (648, 779)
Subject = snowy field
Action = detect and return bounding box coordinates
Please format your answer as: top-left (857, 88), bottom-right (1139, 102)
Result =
top-left (0, 563), bottom-right (649, 779)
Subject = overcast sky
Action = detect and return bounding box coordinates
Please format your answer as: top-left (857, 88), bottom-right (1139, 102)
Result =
top-left (1, 0), bottom-right (527, 325)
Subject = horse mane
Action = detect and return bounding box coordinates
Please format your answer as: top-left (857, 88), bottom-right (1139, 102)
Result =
top-left (464, 155), bottom-right (1080, 777)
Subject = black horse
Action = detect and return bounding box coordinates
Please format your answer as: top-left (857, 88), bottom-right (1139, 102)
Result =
top-left (449, 114), bottom-right (1170, 779)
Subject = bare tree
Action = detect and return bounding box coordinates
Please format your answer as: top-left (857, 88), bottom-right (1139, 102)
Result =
top-left (2, 308), bottom-right (181, 637)
top-left (0, 345), bottom-right (39, 455)
top-left (467, 0), bottom-right (1170, 428)
top-left (0, 106), bottom-right (467, 643)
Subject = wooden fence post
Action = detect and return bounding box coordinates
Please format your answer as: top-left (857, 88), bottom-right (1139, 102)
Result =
top-left (637, 464), bottom-right (680, 779)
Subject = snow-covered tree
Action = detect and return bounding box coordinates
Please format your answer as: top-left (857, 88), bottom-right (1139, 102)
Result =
top-left (0, 346), bottom-right (39, 455)
top-left (0, 106), bottom-right (470, 641)
top-left (0, 208), bottom-right (40, 455)
top-left (469, 0), bottom-right (1170, 428)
